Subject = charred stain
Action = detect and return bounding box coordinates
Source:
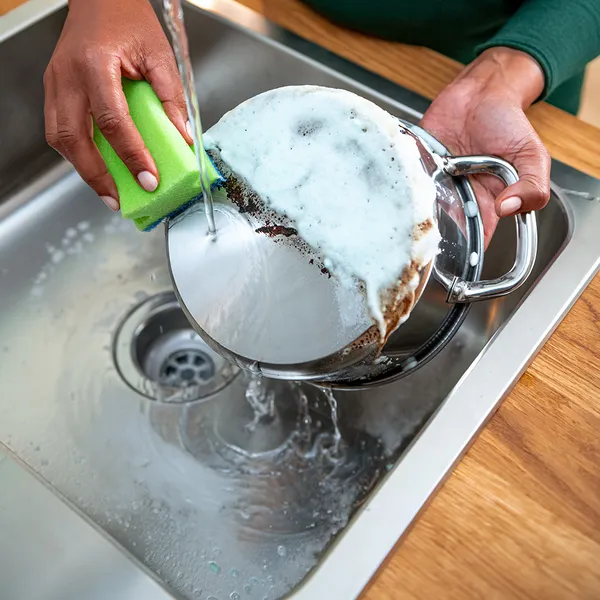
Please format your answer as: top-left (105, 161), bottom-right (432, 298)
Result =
top-left (255, 225), bottom-right (298, 238)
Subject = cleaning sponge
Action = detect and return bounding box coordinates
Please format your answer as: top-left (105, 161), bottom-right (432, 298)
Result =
top-left (94, 79), bottom-right (224, 231)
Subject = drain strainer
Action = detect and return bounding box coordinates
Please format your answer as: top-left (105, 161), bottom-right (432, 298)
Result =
top-left (113, 292), bottom-right (239, 402)
top-left (158, 348), bottom-right (215, 387)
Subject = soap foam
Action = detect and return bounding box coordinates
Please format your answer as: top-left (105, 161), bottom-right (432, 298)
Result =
top-left (205, 86), bottom-right (440, 338)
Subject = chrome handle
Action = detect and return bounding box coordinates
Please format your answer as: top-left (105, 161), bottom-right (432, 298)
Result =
top-left (443, 155), bottom-right (538, 303)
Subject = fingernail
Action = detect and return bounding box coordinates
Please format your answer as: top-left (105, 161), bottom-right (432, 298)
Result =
top-left (138, 171), bottom-right (158, 192)
top-left (101, 196), bottom-right (119, 212)
top-left (186, 120), bottom-right (194, 139)
top-left (500, 196), bottom-right (522, 216)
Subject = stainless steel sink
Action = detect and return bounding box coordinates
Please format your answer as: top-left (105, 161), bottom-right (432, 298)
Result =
top-left (1, 1), bottom-right (600, 599)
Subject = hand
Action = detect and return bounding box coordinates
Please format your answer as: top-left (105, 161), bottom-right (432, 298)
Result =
top-left (420, 47), bottom-right (551, 248)
top-left (44, 0), bottom-right (192, 211)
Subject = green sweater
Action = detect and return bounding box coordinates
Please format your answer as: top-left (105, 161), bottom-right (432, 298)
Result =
top-left (302, 0), bottom-right (600, 114)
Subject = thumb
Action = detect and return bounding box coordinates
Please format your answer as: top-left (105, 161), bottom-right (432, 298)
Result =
top-left (494, 139), bottom-right (551, 217)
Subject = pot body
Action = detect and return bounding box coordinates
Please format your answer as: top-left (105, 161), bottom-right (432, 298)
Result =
top-left (167, 119), bottom-right (537, 386)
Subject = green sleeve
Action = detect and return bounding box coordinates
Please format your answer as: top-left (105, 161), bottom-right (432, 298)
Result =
top-left (476, 0), bottom-right (600, 100)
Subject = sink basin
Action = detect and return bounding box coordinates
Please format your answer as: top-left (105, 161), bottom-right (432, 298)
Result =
top-left (1, 1), bottom-right (600, 599)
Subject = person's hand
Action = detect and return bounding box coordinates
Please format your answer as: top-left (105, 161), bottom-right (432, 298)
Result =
top-left (420, 47), bottom-right (550, 247)
top-left (44, 0), bottom-right (192, 211)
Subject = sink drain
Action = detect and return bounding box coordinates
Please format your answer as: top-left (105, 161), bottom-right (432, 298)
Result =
top-left (158, 348), bottom-right (215, 387)
top-left (113, 292), bottom-right (238, 402)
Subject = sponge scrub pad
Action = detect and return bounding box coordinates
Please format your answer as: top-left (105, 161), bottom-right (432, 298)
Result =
top-left (94, 79), bottom-right (224, 231)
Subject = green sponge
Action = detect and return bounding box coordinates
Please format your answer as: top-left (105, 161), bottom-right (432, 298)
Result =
top-left (94, 79), bottom-right (224, 231)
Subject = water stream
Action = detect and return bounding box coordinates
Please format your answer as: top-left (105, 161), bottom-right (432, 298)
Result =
top-left (321, 388), bottom-right (343, 458)
top-left (163, 0), bottom-right (217, 237)
top-left (244, 373), bottom-right (276, 431)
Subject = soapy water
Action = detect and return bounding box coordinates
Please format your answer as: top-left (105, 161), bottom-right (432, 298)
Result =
top-left (163, 2), bottom-right (441, 348)
top-left (138, 370), bottom-right (382, 582)
top-left (183, 372), bottom-right (348, 469)
top-left (241, 376), bottom-right (343, 464)
top-left (59, 338), bottom-right (378, 599)
top-left (163, 0), bottom-right (217, 237)
top-left (30, 220), bottom-right (98, 297)
top-left (204, 86), bottom-right (441, 339)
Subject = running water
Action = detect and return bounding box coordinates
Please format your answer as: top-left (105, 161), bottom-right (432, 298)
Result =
top-left (294, 382), bottom-right (312, 451)
top-left (321, 388), bottom-right (342, 458)
top-left (244, 373), bottom-right (276, 432)
top-left (162, 0), bottom-right (217, 237)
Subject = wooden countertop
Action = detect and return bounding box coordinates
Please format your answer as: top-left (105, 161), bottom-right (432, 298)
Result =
top-left (0, 0), bottom-right (24, 16)
top-left (3, 0), bottom-right (600, 597)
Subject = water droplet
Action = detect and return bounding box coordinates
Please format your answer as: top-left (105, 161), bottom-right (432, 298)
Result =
top-left (277, 545), bottom-right (287, 557)
top-left (209, 561), bottom-right (221, 574)
top-left (230, 569), bottom-right (239, 578)
top-left (51, 250), bottom-right (65, 264)
top-left (244, 585), bottom-right (251, 594)
top-left (230, 594), bottom-right (240, 600)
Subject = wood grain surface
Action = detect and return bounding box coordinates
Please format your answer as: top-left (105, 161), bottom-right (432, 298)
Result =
top-left (0, 0), bottom-right (25, 16)
top-left (3, 0), bottom-right (600, 597)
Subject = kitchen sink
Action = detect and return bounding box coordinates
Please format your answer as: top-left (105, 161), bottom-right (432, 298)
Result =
top-left (1, 1), bottom-right (600, 599)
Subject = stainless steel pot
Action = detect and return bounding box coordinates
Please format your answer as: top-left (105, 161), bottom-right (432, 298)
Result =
top-left (167, 118), bottom-right (537, 387)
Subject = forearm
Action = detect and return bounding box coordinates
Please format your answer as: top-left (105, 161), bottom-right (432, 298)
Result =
top-left (476, 0), bottom-right (600, 100)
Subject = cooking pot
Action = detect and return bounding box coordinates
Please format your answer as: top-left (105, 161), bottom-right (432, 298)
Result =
top-left (167, 116), bottom-right (537, 388)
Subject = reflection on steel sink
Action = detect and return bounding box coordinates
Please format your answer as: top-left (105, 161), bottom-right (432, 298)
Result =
top-left (1, 1), bottom-right (599, 599)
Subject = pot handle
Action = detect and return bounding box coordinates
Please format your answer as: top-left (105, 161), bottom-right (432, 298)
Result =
top-left (443, 155), bottom-right (538, 303)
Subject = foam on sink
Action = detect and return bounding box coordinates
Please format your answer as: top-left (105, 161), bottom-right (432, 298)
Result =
top-left (30, 220), bottom-right (102, 298)
top-left (205, 85), bottom-right (440, 337)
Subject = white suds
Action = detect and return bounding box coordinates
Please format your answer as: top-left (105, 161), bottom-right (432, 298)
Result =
top-left (205, 86), bottom-right (440, 333)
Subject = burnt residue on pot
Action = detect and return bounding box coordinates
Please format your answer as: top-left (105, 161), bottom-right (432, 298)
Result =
top-left (255, 225), bottom-right (298, 238)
